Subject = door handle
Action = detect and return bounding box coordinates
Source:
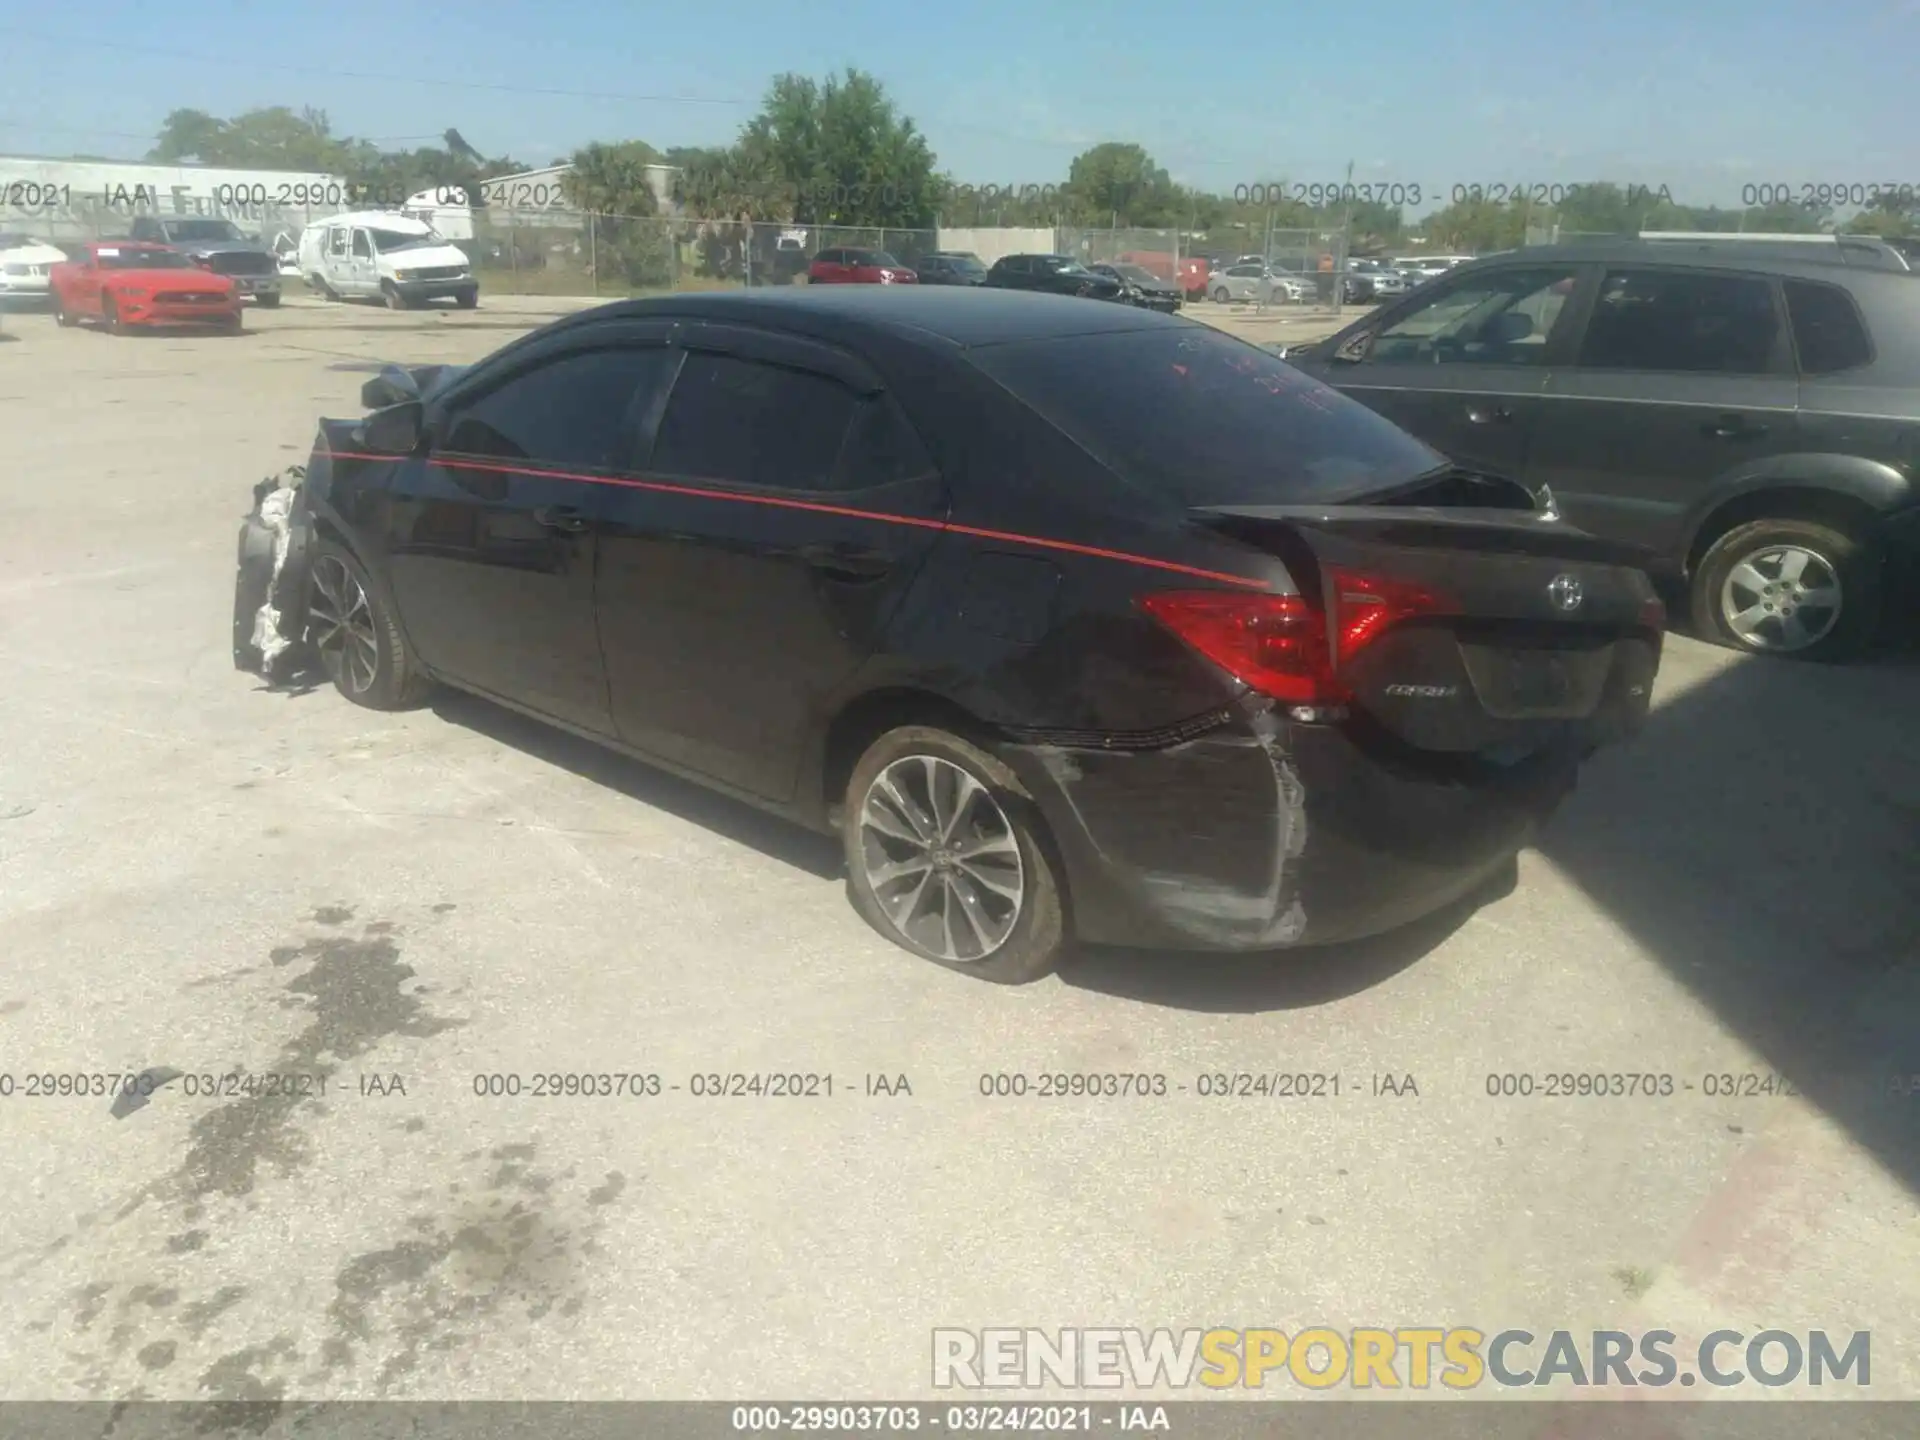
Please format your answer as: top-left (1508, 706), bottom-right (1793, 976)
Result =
top-left (532, 505), bottom-right (590, 533)
top-left (1704, 415), bottom-right (1768, 440)
top-left (800, 543), bottom-right (891, 581)
top-left (1466, 404), bottom-right (1513, 425)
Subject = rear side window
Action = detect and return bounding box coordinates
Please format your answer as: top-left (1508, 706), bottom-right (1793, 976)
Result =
top-left (1783, 280), bottom-right (1873, 374)
top-left (967, 328), bottom-right (1445, 509)
top-left (835, 397), bottom-right (934, 489)
top-left (1576, 268), bottom-right (1782, 374)
top-left (652, 352), bottom-right (857, 490)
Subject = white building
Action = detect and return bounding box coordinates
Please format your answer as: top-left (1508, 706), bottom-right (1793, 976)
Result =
top-left (0, 155), bottom-right (347, 238)
top-left (477, 162), bottom-right (681, 223)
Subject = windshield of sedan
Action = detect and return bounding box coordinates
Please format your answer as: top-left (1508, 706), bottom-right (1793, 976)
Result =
top-left (968, 327), bottom-right (1444, 508)
top-left (366, 227), bottom-right (443, 253)
top-left (163, 219), bottom-right (246, 242)
top-left (96, 247), bottom-right (193, 269)
top-left (1109, 264), bottom-right (1157, 282)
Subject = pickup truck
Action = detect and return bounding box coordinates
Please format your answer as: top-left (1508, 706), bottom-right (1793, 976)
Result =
top-left (127, 215), bottom-right (283, 306)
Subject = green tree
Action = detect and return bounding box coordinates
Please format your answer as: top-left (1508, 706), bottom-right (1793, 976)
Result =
top-left (737, 69), bottom-right (941, 228)
top-left (558, 140), bottom-right (669, 288)
top-left (1063, 142), bottom-right (1178, 226)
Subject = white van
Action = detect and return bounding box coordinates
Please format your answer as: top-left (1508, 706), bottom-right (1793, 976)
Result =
top-left (298, 211), bottom-right (478, 309)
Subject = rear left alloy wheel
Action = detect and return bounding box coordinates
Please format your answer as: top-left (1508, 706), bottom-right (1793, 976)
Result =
top-left (307, 540), bottom-right (432, 709)
top-left (843, 727), bottom-right (1066, 984)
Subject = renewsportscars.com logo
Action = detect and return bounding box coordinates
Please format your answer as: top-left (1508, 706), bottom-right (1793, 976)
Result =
top-left (932, 1327), bottom-right (1871, 1391)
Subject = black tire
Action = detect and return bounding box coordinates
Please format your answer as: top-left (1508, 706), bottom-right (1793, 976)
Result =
top-left (1210, 285), bottom-right (1230, 303)
top-left (455, 290), bottom-right (478, 310)
top-left (255, 291), bottom-right (282, 308)
top-left (842, 726), bottom-right (1067, 985)
top-left (382, 282), bottom-right (410, 311)
top-left (52, 295), bottom-right (75, 327)
top-left (308, 274), bottom-right (337, 300)
top-left (102, 294), bottom-right (126, 335)
top-left (307, 539), bottom-right (432, 709)
top-left (1691, 516), bottom-right (1880, 662)
top-left (222, 311), bottom-right (244, 334)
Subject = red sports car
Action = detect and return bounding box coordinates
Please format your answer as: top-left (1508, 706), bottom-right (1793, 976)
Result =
top-left (807, 247), bottom-right (918, 284)
top-left (50, 241), bottom-right (242, 333)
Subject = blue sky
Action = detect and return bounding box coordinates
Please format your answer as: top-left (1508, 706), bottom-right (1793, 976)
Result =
top-left (1, 0), bottom-right (1916, 206)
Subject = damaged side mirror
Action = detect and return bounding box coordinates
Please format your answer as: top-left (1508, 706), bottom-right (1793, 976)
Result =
top-left (360, 364), bottom-right (422, 410)
top-left (359, 401), bottom-right (424, 455)
top-left (1332, 330), bottom-right (1374, 364)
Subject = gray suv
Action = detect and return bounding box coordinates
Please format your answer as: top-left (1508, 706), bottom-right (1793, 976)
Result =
top-left (1282, 238), bottom-right (1920, 660)
top-left (128, 215), bottom-right (283, 306)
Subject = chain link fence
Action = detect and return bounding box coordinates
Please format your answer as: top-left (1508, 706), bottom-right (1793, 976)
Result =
top-left (4, 193), bottom-right (1390, 313)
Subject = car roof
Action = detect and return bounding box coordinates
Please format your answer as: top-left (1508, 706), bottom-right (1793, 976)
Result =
top-left (93, 240), bottom-right (170, 250)
top-left (310, 210), bottom-right (435, 233)
top-left (1459, 239), bottom-right (1915, 282)
top-left (554, 286), bottom-right (1191, 350)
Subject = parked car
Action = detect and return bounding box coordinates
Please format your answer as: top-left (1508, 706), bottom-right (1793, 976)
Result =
top-left (298, 212), bottom-right (479, 310)
top-left (49, 241), bottom-right (241, 333)
top-left (128, 215), bottom-right (283, 306)
top-left (1393, 253), bottom-right (1474, 281)
top-left (1279, 239), bottom-right (1920, 660)
top-left (808, 248), bottom-right (918, 285)
top-left (1208, 263), bottom-right (1299, 305)
top-left (915, 252), bottom-right (989, 286)
top-left (0, 232), bottom-right (67, 303)
top-left (236, 287), bottom-right (1662, 982)
top-left (1347, 259), bottom-right (1411, 300)
top-left (984, 254), bottom-right (1126, 301)
top-left (1113, 250), bottom-right (1210, 298)
top-left (1088, 262), bottom-right (1181, 313)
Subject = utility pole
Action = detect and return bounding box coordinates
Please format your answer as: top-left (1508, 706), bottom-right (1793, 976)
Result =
top-left (1334, 158), bottom-right (1356, 316)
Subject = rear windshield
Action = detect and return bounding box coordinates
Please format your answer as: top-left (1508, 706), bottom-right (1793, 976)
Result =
top-left (967, 327), bottom-right (1445, 508)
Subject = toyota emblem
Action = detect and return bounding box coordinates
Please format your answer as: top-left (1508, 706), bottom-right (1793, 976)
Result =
top-left (1547, 574), bottom-right (1584, 612)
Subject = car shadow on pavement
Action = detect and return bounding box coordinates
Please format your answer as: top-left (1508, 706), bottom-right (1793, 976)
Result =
top-left (1057, 886), bottom-right (1491, 1012)
top-left (429, 689), bottom-right (845, 880)
top-left (1536, 644), bottom-right (1920, 1197)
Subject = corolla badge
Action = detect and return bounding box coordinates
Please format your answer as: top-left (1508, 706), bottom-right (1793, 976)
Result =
top-left (1547, 574), bottom-right (1584, 612)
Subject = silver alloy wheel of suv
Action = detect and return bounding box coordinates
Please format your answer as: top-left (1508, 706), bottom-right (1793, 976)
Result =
top-left (1717, 543), bottom-right (1844, 654)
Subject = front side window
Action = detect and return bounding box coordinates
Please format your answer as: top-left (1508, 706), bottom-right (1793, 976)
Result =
top-left (352, 230), bottom-right (373, 259)
top-left (651, 352), bottom-right (859, 491)
top-left (967, 327), bottom-right (1446, 510)
top-left (440, 346), bottom-right (679, 471)
top-left (1369, 265), bottom-right (1579, 367)
top-left (1575, 268), bottom-right (1781, 374)
top-left (1783, 279), bottom-right (1873, 375)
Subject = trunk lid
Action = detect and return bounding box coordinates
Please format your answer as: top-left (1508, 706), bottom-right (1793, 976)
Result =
top-left (1193, 502), bottom-right (1664, 756)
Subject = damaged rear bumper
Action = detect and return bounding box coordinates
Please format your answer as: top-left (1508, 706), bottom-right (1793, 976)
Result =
top-left (997, 704), bottom-right (1575, 953)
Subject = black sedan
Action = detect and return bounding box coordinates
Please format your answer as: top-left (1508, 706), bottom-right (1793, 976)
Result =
top-left (983, 253), bottom-right (1126, 301)
top-left (236, 288), bottom-right (1663, 983)
top-left (1089, 262), bottom-right (1182, 313)
top-left (915, 252), bottom-right (989, 286)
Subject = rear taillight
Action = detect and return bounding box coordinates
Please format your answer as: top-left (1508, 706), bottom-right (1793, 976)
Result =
top-left (1141, 572), bottom-right (1455, 708)
top-left (1138, 591), bottom-right (1338, 704)
top-left (1325, 568), bottom-right (1456, 668)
